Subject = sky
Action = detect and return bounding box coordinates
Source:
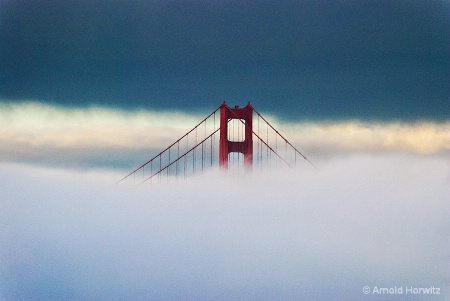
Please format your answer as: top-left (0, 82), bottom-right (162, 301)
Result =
top-left (0, 1), bottom-right (449, 300)
top-left (1, 0), bottom-right (449, 120)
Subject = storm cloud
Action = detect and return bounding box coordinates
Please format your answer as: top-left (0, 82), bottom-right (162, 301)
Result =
top-left (1, 0), bottom-right (449, 120)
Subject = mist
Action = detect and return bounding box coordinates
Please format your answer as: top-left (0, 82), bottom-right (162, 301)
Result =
top-left (1, 153), bottom-right (449, 300)
top-left (1, 102), bottom-right (449, 170)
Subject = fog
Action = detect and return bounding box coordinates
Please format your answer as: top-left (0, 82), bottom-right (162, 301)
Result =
top-left (1, 153), bottom-right (449, 300)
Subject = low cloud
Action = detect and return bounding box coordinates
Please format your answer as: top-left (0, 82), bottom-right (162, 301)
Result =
top-left (0, 101), bottom-right (204, 169)
top-left (1, 102), bottom-right (448, 171)
top-left (279, 119), bottom-right (450, 157)
top-left (0, 154), bottom-right (449, 300)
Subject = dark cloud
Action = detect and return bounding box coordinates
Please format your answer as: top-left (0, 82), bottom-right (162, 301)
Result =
top-left (1, 0), bottom-right (449, 120)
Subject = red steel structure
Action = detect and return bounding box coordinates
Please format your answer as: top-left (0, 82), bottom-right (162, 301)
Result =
top-left (116, 102), bottom-right (315, 184)
top-left (219, 102), bottom-right (253, 169)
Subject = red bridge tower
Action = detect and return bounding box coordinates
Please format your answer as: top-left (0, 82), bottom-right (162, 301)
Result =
top-left (219, 102), bottom-right (253, 169)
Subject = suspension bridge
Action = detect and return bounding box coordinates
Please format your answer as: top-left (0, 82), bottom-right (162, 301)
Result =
top-left (117, 102), bottom-right (315, 184)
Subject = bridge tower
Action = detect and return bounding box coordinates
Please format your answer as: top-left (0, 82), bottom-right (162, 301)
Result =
top-left (219, 102), bottom-right (253, 169)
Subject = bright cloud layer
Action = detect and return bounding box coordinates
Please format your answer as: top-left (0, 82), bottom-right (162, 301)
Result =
top-left (0, 101), bottom-right (449, 170)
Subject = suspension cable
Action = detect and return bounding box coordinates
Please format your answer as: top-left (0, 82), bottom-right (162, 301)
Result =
top-left (140, 128), bottom-right (220, 184)
top-left (252, 107), bottom-right (317, 169)
top-left (115, 105), bottom-right (221, 184)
